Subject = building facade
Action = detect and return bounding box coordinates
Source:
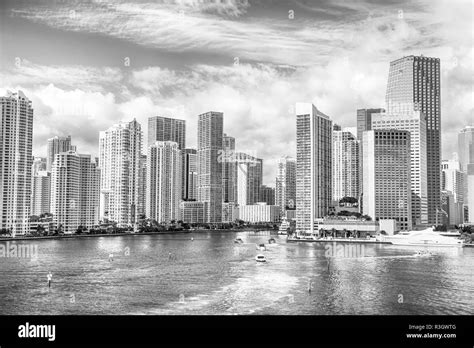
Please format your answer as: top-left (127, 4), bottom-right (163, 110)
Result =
top-left (51, 151), bottom-right (100, 234)
top-left (31, 171), bottom-right (51, 216)
top-left (47, 135), bottom-right (72, 172)
top-left (222, 133), bottom-right (236, 203)
top-left (386, 55), bottom-right (441, 225)
top-left (197, 111), bottom-right (223, 223)
top-left (99, 119), bottom-right (143, 227)
top-left (239, 203), bottom-right (279, 223)
top-left (332, 129), bottom-right (359, 202)
top-left (146, 141), bottom-right (182, 223)
top-left (180, 201), bottom-right (206, 223)
top-left (371, 111), bottom-right (428, 225)
top-left (182, 148), bottom-right (198, 201)
top-left (362, 130), bottom-right (412, 230)
top-left (441, 158), bottom-right (464, 225)
top-left (260, 185), bottom-right (275, 205)
top-left (148, 116), bottom-right (186, 150)
top-left (275, 156), bottom-right (296, 215)
top-left (295, 103), bottom-right (332, 234)
top-left (235, 152), bottom-right (263, 206)
top-left (0, 91), bottom-right (34, 235)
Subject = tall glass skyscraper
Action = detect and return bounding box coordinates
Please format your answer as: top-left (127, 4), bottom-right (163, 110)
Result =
top-left (386, 55), bottom-right (441, 224)
top-left (197, 111), bottom-right (223, 223)
top-left (295, 103), bottom-right (332, 234)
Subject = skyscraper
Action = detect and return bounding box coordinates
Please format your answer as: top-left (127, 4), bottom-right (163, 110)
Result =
top-left (386, 55), bottom-right (441, 224)
top-left (50, 151), bottom-right (100, 234)
top-left (31, 171), bottom-right (51, 216)
top-left (146, 141), bottom-right (182, 223)
top-left (275, 156), bottom-right (296, 215)
top-left (260, 185), bottom-right (275, 205)
top-left (137, 154), bottom-right (147, 217)
top-left (32, 157), bottom-right (47, 175)
top-left (0, 91), bottom-right (34, 235)
top-left (47, 135), bottom-right (72, 172)
top-left (363, 129), bottom-right (412, 230)
top-left (235, 152), bottom-right (263, 206)
top-left (197, 111), bottom-right (223, 223)
top-left (332, 129), bottom-right (359, 202)
top-left (371, 111), bottom-right (428, 225)
top-left (222, 133), bottom-right (236, 203)
top-left (99, 119), bottom-right (142, 227)
top-left (182, 148), bottom-right (198, 201)
top-left (441, 158), bottom-right (464, 225)
top-left (295, 103), bottom-right (332, 234)
top-left (458, 126), bottom-right (474, 171)
top-left (148, 116), bottom-right (186, 150)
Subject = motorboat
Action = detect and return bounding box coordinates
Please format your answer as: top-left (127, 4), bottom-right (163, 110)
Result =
top-left (384, 228), bottom-right (464, 247)
top-left (234, 238), bottom-right (244, 244)
top-left (268, 238), bottom-right (276, 244)
top-left (255, 254), bottom-right (267, 262)
top-left (278, 218), bottom-right (290, 235)
top-left (256, 243), bottom-right (266, 251)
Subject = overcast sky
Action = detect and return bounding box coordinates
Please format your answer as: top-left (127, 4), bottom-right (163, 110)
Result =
top-left (0, 0), bottom-right (472, 185)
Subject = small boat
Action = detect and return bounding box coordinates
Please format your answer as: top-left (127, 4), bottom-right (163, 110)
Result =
top-left (268, 238), bottom-right (276, 244)
top-left (234, 238), bottom-right (243, 244)
top-left (256, 243), bottom-right (266, 251)
top-left (255, 254), bottom-right (266, 262)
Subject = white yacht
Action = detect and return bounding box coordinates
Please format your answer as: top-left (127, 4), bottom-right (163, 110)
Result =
top-left (384, 227), bottom-right (464, 247)
top-left (255, 254), bottom-right (267, 262)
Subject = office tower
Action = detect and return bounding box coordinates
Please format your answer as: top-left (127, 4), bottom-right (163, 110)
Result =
top-left (99, 119), bottom-right (143, 227)
top-left (332, 129), bottom-right (359, 202)
top-left (363, 130), bottom-right (412, 230)
top-left (182, 148), bottom-right (198, 201)
top-left (32, 157), bottom-right (47, 175)
top-left (146, 141), bottom-right (181, 223)
top-left (295, 103), bottom-right (332, 234)
top-left (148, 116), bottom-right (186, 150)
top-left (137, 154), bottom-right (147, 217)
top-left (197, 111), bottom-right (223, 223)
top-left (458, 126), bottom-right (474, 222)
top-left (51, 151), bottom-right (100, 234)
top-left (275, 156), bottom-right (296, 214)
top-left (357, 108), bottom-right (385, 205)
top-left (235, 152), bottom-right (263, 206)
top-left (372, 111), bottom-right (428, 225)
top-left (0, 91), bottom-right (34, 235)
top-left (31, 171), bottom-right (51, 216)
top-left (458, 126), bottom-right (474, 171)
top-left (222, 133), bottom-right (236, 203)
top-left (47, 135), bottom-right (72, 172)
top-left (441, 159), bottom-right (464, 225)
top-left (180, 201), bottom-right (206, 223)
top-left (260, 185), bottom-right (275, 205)
top-left (386, 55), bottom-right (441, 224)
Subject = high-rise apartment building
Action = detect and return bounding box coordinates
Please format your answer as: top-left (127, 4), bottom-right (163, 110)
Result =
top-left (148, 116), bottom-right (186, 150)
top-left (222, 133), bottom-right (236, 203)
top-left (197, 111), bottom-right (223, 223)
top-left (295, 103), bottom-right (332, 234)
top-left (458, 126), bottom-right (474, 222)
top-left (182, 148), bottom-right (198, 201)
top-left (137, 154), bottom-right (147, 217)
top-left (441, 158), bottom-right (464, 225)
top-left (32, 157), bottom-right (47, 175)
top-left (371, 111), bottom-right (428, 225)
top-left (386, 55), bottom-right (441, 224)
top-left (50, 151), bottom-right (100, 234)
top-left (0, 91), bottom-right (34, 235)
top-left (31, 171), bottom-right (51, 216)
top-left (275, 156), bottom-right (296, 215)
top-left (146, 141), bottom-right (181, 223)
top-left (332, 129), bottom-right (359, 202)
top-left (99, 119), bottom-right (142, 227)
top-left (235, 152), bottom-right (263, 206)
top-left (47, 135), bottom-right (72, 172)
top-left (362, 130), bottom-right (412, 230)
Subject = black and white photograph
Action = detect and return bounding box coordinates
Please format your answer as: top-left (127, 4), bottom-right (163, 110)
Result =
top-left (0, 0), bottom-right (473, 346)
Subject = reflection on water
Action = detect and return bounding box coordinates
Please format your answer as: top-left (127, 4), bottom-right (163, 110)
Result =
top-left (0, 232), bottom-right (473, 315)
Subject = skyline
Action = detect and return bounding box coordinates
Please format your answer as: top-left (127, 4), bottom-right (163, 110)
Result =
top-left (0, 0), bottom-right (472, 186)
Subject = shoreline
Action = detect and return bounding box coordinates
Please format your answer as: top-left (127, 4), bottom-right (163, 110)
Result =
top-left (0, 228), bottom-right (278, 242)
top-left (287, 237), bottom-right (391, 244)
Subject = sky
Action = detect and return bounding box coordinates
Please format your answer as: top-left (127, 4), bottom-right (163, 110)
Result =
top-left (0, 0), bottom-right (473, 185)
